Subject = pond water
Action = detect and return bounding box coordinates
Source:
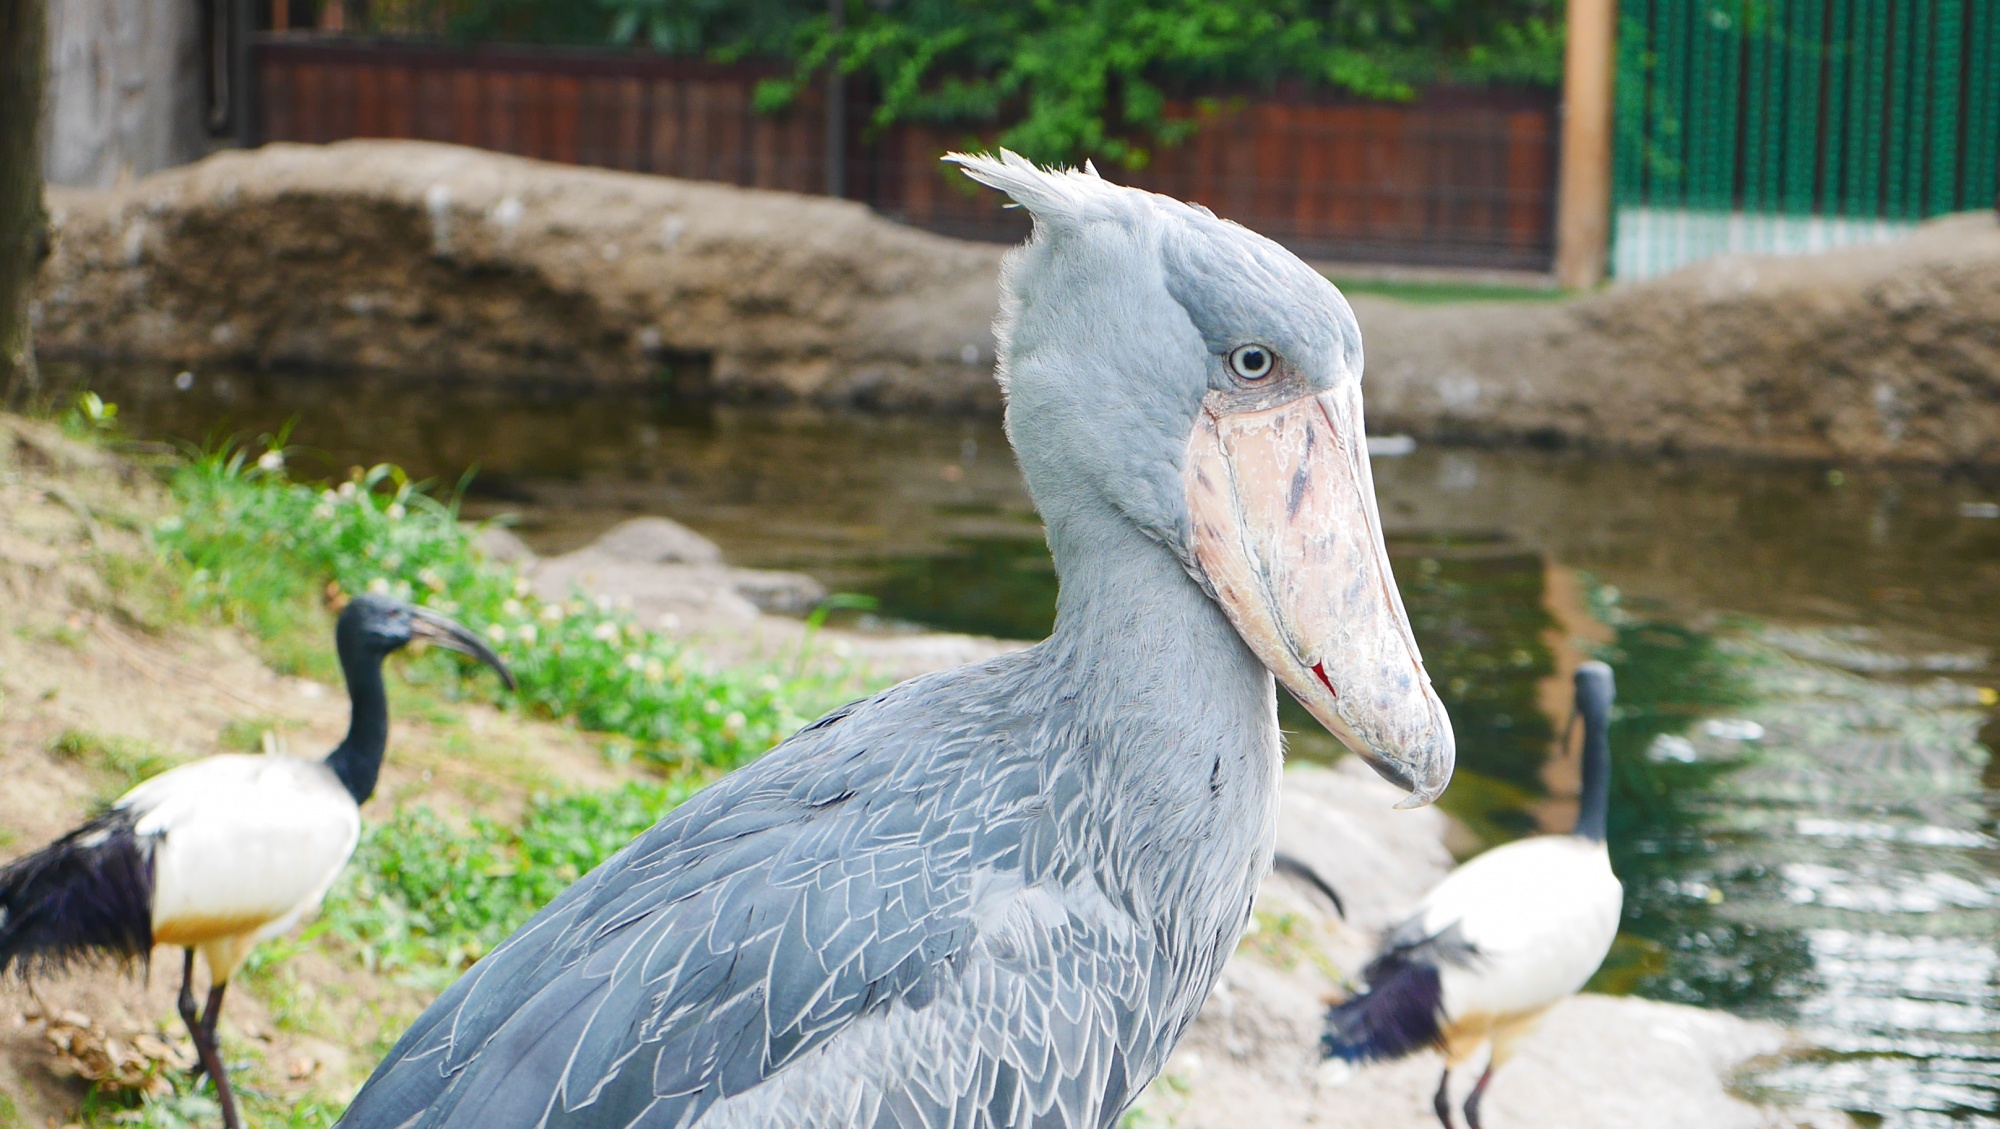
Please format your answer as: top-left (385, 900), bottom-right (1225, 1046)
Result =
top-left (59, 363), bottom-right (2000, 1126)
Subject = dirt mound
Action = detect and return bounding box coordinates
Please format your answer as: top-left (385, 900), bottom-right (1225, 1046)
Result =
top-left (1360, 211), bottom-right (2000, 465)
top-left (36, 140), bottom-right (1004, 411)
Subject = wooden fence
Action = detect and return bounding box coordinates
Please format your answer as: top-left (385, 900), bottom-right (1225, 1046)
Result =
top-left (255, 37), bottom-right (1559, 270)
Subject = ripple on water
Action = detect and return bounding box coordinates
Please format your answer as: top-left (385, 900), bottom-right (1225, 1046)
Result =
top-left (1652, 629), bottom-right (2000, 1126)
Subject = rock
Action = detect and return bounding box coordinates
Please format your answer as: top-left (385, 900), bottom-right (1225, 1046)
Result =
top-left (728, 568), bottom-right (826, 616)
top-left (525, 517), bottom-right (829, 629)
top-left (1124, 763), bottom-right (1849, 1129)
top-left (528, 554), bottom-right (762, 633)
top-left (472, 525), bottom-right (536, 567)
top-left (37, 140), bottom-right (1004, 412)
top-left (510, 512), bottom-right (1026, 683)
top-left (587, 517), bottom-right (724, 567)
top-left (1359, 211), bottom-right (2000, 466)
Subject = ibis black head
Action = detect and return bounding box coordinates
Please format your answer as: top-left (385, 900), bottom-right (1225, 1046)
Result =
top-left (336, 595), bottom-right (516, 691)
top-left (1574, 661), bottom-right (1615, 721)
top-left (1572, 660), bottom-right (1615, 842)
top-left (326, 596), bottom-right (515, 805)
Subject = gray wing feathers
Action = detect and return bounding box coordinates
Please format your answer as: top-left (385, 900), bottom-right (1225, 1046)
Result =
top-left (341, 669), bottom-right (1153, 1129)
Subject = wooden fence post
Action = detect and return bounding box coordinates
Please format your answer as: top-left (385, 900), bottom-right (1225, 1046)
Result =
top-left (1556, 0), bottom-right (1616, 289)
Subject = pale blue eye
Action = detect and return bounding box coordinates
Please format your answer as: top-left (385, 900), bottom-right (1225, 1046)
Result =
top-left (1228, 344), bottom-right (1274, 380)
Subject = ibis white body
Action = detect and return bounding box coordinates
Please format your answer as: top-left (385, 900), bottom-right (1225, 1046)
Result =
top-left (1323, 662), bottom-right (1622, 1129)
top-left (125, 754), bottom-right (361, 981)
top-left (1416, 834), bottom-right (1622, 1060)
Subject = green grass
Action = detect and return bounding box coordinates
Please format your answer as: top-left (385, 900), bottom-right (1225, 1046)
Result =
top-left (308, 778), bottom-right (702, 989)
top-left (1328, 277), bottom-right (1570, 305)
top-left (46, 727), bottom-right (182, 800)
top-left (153, 443), bottom-right (861, 772)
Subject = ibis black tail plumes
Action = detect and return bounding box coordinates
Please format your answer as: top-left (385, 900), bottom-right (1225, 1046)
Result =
top-left (1321, 951), bottom-right (1446, 1062)
top-left (0, 808), bottom-right (154, 979)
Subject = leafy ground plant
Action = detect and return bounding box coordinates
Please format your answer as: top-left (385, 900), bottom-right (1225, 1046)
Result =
top-left (152, 442), bottom-right (857, 772)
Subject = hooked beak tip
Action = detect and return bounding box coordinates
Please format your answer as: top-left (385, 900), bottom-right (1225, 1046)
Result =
top-left (410, 608), bottom-right (518, 692)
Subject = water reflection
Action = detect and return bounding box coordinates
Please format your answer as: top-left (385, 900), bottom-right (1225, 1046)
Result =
top-left (52, 364), bottom-right (2000, 1125)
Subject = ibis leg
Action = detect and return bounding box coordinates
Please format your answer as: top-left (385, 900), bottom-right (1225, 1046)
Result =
top-left (176, 950), bottom-right (242, 1129)
top-left (1463, 1064), bottom-right (1495, 1129)
top-left (187, 979), bottom-right (227, 1081)
top-left (1432, 1066), bottom-right (1455, 1129)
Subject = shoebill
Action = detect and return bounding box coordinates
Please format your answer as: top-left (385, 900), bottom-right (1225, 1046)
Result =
top-left (337, 151), bottom-right (1455, 1129)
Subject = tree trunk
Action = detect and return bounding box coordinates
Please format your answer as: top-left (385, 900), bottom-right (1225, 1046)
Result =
top-left (0, 0), bottom-right (48, 403)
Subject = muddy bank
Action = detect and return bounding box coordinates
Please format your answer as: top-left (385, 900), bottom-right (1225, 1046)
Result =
top-left (34, 140), bottom-right (2000, 460)
top-left (1361, 211), bottom-right (2000, 466)
top-left (35, 140), bottom-right (1004, 411)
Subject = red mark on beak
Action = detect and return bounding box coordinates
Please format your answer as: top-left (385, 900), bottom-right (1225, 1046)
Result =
top-left (1310, 662), bottom-right (1338, 698)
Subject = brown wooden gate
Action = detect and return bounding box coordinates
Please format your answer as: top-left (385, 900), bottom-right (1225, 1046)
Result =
top-left (256, 37), bottom-right (1558, 270)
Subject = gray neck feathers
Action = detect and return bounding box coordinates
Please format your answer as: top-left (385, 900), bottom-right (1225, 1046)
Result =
top-left (1028, 491), bottom-right (1282, 970)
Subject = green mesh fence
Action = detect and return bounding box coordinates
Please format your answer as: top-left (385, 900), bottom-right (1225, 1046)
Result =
top-left (1612, 0), bottom-right (1999, 276)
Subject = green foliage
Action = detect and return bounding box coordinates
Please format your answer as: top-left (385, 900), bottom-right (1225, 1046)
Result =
top-left (313, 780), bottom-right (699, 987)
top-left (1327, 276), bottom-right (1571, 304)
top-left (753, 0), bottom-right (1568, 167)
top-left (62, 390), bottom-right (119, 439)
top-left (343, 0), bottom-right (1564, 166)
top-left (153, 441), bottom-right (853, 771)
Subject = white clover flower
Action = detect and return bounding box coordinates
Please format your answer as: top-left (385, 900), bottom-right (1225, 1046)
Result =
top-left (723, 711), bottom-right (746, 732)
top-left (502, 598), bottom-right (524, 618)
top-left (702, 699), bottom-right (721, 715)
top-left (366, 577), bottom-right (391, 594)
top-left (623, 652), bottom-right (644, 671)
top-left (643, 658), bottom-right (665, 682)
top-left (593, 622), bottom-right (620, 642)
top-left (758, 674), bottom-right (780, 692)
top-left (321, 488), bottom-right (338, 503)
top-left (382, 553), bottom-right (403, 571)
top-left (312, 503), bottom-right (335, 521)
top-left (385, 502), bottom-right (406, 521)
top-left (594, 594), bottom-right (614, 613)
top-left (539, 603), bottom-right (564, 624)
top-left (257, 449), bottom-right (285, 472)
top-left (418, 568), bottom-right (445, 591)
top-left (485, 623), bottom-right (506, 643)
top-left (338, 482), bottom-right (358, 499)
top-left (517, 624), bottom-right (538, 644)
top-left (515, 576), bottom-right (533, 598)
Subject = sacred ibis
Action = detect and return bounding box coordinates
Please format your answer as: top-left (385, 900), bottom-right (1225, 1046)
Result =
top-left (334, 151), bottom-right (1454, 1129)
top-left (1322, 661), bottom-right (1623, 1129)
top-left (0, 595), bottom-right (512, 1129)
